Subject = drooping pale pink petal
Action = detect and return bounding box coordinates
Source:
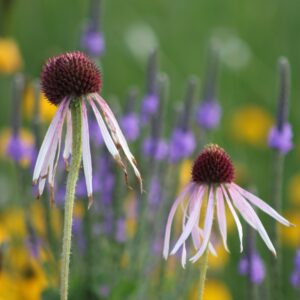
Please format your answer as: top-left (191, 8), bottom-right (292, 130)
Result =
top-left (82, 100), bottom-right (93, 208)
top-left (89, 97), bottom-right (129, 184)
top-left (33, 99), bottom-right (68, 183)
top-left (37, 178), bottom-right (46, 199)
top-left (190, 185), bottom-right (214, 263)
top-left (181, 241), bottom-right (187, 268)
top-left (229, 187), bottom-right (276, 255)
top-left (93, 94), bottom-right (143, 191)
top-left (216, 186), bottom-right (229, 252)
top-left (232, 183), bottom-right (292, 227)
top-left (163, 183), bottom-right (194, 259)
top-left (171, 186), bottom-right (205, 255)
top-left (199, 228), bottom-right (217, 256)
top-left (221, 185), bottom-right (243, 252)
top-left (63, 110), bottom-right (72, 166)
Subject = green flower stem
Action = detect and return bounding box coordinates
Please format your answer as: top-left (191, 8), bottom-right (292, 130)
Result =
top-left (60, 100), bottom-right (82, 300)
top-left (269, 150), bottom-right (284, 300)
top-left (198, 247), bottom-right (209, 300)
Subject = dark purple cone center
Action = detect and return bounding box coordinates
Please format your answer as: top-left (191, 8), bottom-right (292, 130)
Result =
top-left (192, 144), bottom-right (235, 183)
top-left (41, 51), bottom-right (102, 105)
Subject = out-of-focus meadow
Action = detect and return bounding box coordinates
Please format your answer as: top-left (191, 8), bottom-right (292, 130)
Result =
top-left (1, 0), bottom-right (300, 299)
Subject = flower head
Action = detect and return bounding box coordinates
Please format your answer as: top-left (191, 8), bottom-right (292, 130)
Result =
top-left (163, 144), bottom-right (292, 267)
top-left (41, 51), bottom-right (102, 105)
top-left (33, 51), bottom-right (142, 205)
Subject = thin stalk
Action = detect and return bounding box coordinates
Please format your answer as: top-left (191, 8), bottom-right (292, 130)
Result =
top-left (60, 100), bottom-right (82, 300)
top-left (198, 247), bottom-right (209, 300)
top-left (269, 150), bottom-right (284, 300)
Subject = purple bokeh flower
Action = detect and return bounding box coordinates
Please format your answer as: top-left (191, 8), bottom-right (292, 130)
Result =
top-left (115, 218), bottom-right (126, 243)
top-left (169, 129), bottom-right (196, 163)
top-left (141, 94), bottom-right (159, 124)
top-left (238, 252), bottom-right (266, 284)
top-left (81, 29), bottom-right (105, 57)
top-left (196, 100), bottom-right (221, 129)
top-left (291, 249), bottom-right (300, 289)
top-left (148, 176), bottom-right (161, 207)
top-left (26, 236), bottom-right (41, 259)
top-left (99, 285), bottom-right (110, 297)
top-left (121, 113), bottom-right (140, 141)
top-left (268, 123), bottom-right (293, 154)
top-left (6, 134), bottom-right (34, 164)
top-left (143, 137), bottom-right (168, 161)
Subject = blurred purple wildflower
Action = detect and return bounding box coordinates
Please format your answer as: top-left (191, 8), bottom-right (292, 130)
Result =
top-left (143, 137), bottom-right (168, 161)
top-left (81, 29), bottom-right (105, 57)
top-left (6, 134), bottom-right (34, 164)
top-left (148, 176), bottom-right (161, 207)
top-left (99, 285), bottom-right (110, 297)
top-left (268, 123), bottom-right (293, 154)
top-left (141, 93), bottom-right (159, 124)
top-left (115, 218), bottom-right (126, 243)
top-left (291, 249), bottom-right (300, 289)
top-left (89, 119), bottom-right (104, 145)
top-left (72, 216), bottom-right (86, 253)
top-left (26, 236), bottom-right (41, 259)
top-left (196, 100), bottom-right (221, 129)
top-left (121, 112), bottom-right (140, 141)
top-left (238, 252), bottom-right (266, 284)
top-left (169, 128), bottom-right (196, 163)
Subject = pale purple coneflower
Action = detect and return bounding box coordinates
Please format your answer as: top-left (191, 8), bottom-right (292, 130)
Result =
top-left (163, 144), bottom-right (292, 267)
top-left (32, 51), bottom-right (142, 206)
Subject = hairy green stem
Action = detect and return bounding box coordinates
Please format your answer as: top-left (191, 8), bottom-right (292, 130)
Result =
top-left (198, 247), bottom-right (209, 300)
top-left (269, 150), bottom-right (284, 300)
top-left (60, 101), bottom-right (82, 300)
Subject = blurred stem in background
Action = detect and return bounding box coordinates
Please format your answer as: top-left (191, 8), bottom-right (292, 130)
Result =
top-left (61, 100), bottom-right (82, 300)
top-left (268, 57), bottom-right (292, 300)
top-left (0, 0), bottom-right (15, 36)
top-left (196, 41), bottom-right (222, 148)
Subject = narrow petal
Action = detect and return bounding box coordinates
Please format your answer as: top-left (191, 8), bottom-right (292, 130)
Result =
top-left (199, 228), bottom-right (217, 256)
top-left (229, 187), bottom-right (276, 255)
top-left (181, 242), bottom-right (187, 268)
top-left (93, 94), bottom-right (143, 192)
top-left (232, 183), bottom-right (292, 227)
top-left (63, 110), bottom-right (72, 167)
top-left (171, 186), bottom-right (204, 255)
top-left (81, 101), bottom-right (93, 204)
top-left (216, 186), bottom-right (229, 252)
top-left (33, 100), bottom-right (67, 183)
top-left (190, 186), bottom-right (214, 263)
top-left (163, 183), bottom-right (194, 259)
top-left (221, 185), bottom-right (243, 252)
top-left (89, 97), bottom-right (130, 184)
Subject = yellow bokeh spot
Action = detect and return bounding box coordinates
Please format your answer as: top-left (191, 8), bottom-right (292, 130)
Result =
top-left (288, 174), bottom-right (300, 206)
top-left (208, 243), bottom-right (229, 270)
top-left (23, 84), bottom-right (57, 122)
top-left (1, 246), bottom-right (48, 300)
top-left (230, 105), bottom-right (273, 147)
top-left (126, 218), bottom-right (137, 238)
top-left (179, 159), bottom-right (192, 190)
top-left (281, 211), bottom-right (300, 247)
top-left (0, 208), bottom-right (26, 238)
top-left (189, 279), bottom-right (232, 300)
top-left (0, 38), bottom-right (23, 74)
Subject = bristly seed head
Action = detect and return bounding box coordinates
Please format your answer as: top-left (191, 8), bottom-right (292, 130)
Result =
top-left (41, 51), bottom-right (102, 105)
top-left (192, 144), bottom-right (234, 184)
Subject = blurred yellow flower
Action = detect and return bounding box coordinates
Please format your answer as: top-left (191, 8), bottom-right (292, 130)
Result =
top-left (281, 211), bottom-right (300, 247)
top-left (0, 246), bottom-right (48, 300)
top-left (208, 242), bottom-right (229, 270)
top-left (0, 38), bottom-right (23, 74)
top-left (189, 279), bottom-right (232, 300)
top-left (179, 159), bottom-right (192, 190)
top-left (230, 105), bottom-right (273, 147)
top-left (0, 207), bottom-right (26, 238)
top-left (288, 174), bottom-right (300, 206)
top-left (23, 84), bottom-right (57, 122)
top-left (0, 128), bottom-right (34, 167)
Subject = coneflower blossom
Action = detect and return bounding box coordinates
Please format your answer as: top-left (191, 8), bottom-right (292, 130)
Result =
top-left (163, 144), bottom-right (292, 267)
top-left (32, 51), bottom-right (142, 205)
